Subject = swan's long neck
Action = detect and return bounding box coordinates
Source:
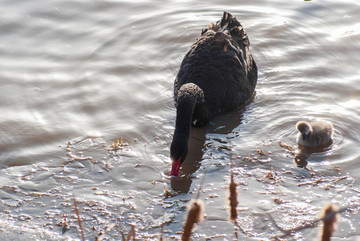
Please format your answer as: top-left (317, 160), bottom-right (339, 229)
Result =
top-left (172, 83), bottom-right (205, 161)
top-left (174, 101), bottom-right (194, 142)
top-left (174, 83), bottom-right (204, 140)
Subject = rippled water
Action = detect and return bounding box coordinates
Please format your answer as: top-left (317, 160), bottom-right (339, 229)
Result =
top-left (1, 0), bottom-right (360, 240)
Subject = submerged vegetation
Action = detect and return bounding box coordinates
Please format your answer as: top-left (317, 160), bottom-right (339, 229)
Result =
top-left (0, 137), bottom-right (358, 240)
top-left (49, 138), bottom-right (358, 240)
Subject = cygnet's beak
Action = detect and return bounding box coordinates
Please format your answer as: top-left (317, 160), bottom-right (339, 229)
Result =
top-left (302, 133), bottom-right (306, 141)
top-left (170, 157), bottom-right (182, 177)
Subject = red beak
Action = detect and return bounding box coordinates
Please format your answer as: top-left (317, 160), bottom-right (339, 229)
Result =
top-left (170, 157), bottom-right (182, 177)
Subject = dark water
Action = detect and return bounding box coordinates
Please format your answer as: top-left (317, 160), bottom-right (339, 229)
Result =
top-left (0, 0), bottom-right (359, 240)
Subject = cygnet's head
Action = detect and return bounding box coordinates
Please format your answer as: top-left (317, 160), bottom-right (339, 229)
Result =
top-left (296, 121), bottom-right (312, 140)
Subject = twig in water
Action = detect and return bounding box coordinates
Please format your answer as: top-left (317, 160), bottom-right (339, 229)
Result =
top-left (125, 226), bottom-right (135, 241)
top-left (120, 231), bottom-right (126, 241)
top-left (159, 222), bottom-right (164, 241)
top-left (73, 196), bottom-right (85, 241)
top-left (298, 176), bottom-right (348, 187)
top-left (274, 205), bottom-right (348, 239)
top-left (326, 158), bottom-right (340, 171)
top-left (279, 141), bottom-right (295, 152)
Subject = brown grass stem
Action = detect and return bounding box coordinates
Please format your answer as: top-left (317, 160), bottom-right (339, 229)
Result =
top-left (73, 196), bottom-right (85, 241)
top-left (125, 226), bottom-right (135, 241)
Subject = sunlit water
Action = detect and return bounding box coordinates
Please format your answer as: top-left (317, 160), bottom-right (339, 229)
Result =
top-left (1, 0), bottom-right (360, 240)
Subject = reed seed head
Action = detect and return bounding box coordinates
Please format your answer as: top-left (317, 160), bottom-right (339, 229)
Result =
top-left (182, 200), bottom-right (204, 241)
top-left (320, 203), bottom-right (339, 241)
top-left (228, 174), bottom-right (238, 222)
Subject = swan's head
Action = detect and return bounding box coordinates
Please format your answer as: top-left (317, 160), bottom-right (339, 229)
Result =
top-left (296, 121), bottom-right (312, 140)
top-left (170, 135), bottom-right (188, 177)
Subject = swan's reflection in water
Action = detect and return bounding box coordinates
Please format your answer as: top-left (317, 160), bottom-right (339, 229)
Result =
top-left (294, 143), bottom-right (333, 168)
top-left (170, 104), bottom-right (248, 193)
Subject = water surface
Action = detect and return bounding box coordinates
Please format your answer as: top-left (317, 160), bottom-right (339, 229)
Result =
top-left (1, 0), bottom-right (360, 240)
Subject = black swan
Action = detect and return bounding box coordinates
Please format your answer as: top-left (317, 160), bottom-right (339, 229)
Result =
top-left (170, 12), bottom-right (258, 176)
top-left (296, 120), bottom-right (334, 147)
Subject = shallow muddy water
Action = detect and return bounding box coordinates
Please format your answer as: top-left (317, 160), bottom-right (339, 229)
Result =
top-left (0, 0), bottom-right (360, 240)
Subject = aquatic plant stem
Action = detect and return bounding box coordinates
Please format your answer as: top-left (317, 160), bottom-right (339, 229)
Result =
top-left (73, 195), bottom-right (85, 241)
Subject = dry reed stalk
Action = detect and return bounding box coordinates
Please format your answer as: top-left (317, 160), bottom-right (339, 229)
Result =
top-left (320, 203), bottom-right (339, 241)
top-left (229, 173), bottom-right (238, 222)
top-left (229, 154), bottom-right (238, 222)
top-left (120, 231), bottom-right (126, 241)
top-left (159, 219), bottom-right (164, 241)
top-left (279, 141), bottom-right (296, 153)
top-left (73, 196), bottom-right (85, 241)
top-left (181, 200), bottom-right (204, 241)
top-left (133, 226), bottom-right (136, 240)
top-left (326, 158), bottom-right (340, 171)
top-left (125, 226), bottom-right (135, 241)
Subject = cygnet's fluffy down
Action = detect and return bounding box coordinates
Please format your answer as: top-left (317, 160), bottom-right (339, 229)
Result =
top-left (296, 120), bottom-right (334, 147)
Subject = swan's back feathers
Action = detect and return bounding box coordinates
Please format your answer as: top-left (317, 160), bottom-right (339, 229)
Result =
top-left (170, 12), bottom-right (258, 176)
top-left (204, 11), bottom-right (250, 49)
top-left (203, 12), bottom-right (254, 80)
top-left (174, 11), bottom-right (257, 119)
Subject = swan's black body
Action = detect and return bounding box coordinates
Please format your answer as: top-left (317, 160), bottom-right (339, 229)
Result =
top-left (170, 12), bottom-right (258, 176)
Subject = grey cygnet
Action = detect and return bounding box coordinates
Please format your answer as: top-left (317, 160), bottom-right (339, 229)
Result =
top-left (296, 120), bottom-right (334, 147)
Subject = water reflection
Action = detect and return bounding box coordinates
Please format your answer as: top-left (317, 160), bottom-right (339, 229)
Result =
top-left (1, 0), bottom-right (360, 239)
top-left (294, 143), bottom-right (333, 168)
top-left (171, 101), bottom-right (249, 193)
